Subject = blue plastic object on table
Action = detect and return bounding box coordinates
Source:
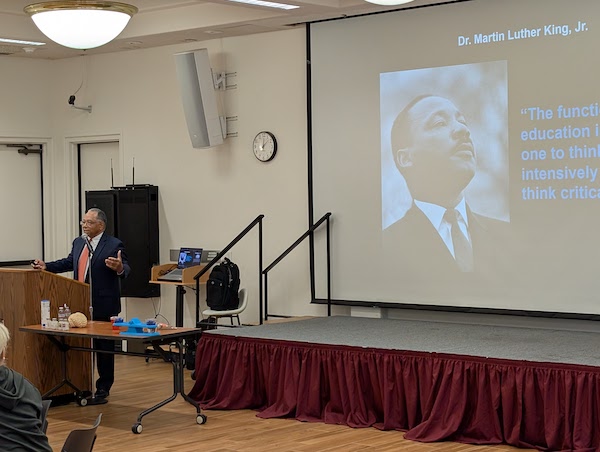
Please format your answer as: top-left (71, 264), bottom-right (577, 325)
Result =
top-left (112, 318), bottom-right (160, 336)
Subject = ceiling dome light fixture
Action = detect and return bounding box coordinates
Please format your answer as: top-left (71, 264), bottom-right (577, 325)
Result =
top-left (363, 0), bottom-right (415, 6)
top-left (24, 1), bottom-right (138, 50)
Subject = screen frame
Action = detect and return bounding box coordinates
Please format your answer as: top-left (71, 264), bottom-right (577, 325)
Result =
top-left (305, 1), bottom-right (600, 322)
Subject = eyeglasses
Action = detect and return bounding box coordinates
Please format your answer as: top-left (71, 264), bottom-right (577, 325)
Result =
top-left (80, 220), bottom-right (98, 226)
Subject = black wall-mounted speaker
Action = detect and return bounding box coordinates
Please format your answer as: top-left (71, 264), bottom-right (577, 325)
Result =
top-left (174, 48), bottom-right (224, 149)
top-left (86, 185), bottom-right (160, 298)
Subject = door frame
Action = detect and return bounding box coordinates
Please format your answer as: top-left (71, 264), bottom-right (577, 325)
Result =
top-left (0, 135), bottom-right (51, 263)
top-left (65, 133), bottom-right (123, 246)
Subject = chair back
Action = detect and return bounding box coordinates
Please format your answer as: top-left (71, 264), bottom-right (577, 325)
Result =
top-left (238, 288), bottom-right (248, 311)
top-left (61, 413), bottom-right (102, 452)
top-left (41, 399), bottom-right (52, 434)
top-left (201, 287), bottom-right (249, 326)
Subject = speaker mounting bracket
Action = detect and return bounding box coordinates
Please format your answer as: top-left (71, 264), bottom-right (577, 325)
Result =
top-left (213, 71), bottom-right (237, 90)
top-left (213, 71), bottom-right (226, 90)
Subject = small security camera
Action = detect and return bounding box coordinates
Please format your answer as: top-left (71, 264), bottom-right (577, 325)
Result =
top-left (67, 95), bottom-right (92, 113)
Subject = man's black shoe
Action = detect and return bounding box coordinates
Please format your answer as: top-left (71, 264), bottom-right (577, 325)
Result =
top-left (94, 389), bottom-right (110, 399)
top-left (86, 392), bottom-right (109, 405)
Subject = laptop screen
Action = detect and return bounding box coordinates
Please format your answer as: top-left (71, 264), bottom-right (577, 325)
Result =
top-left (177, 248), bottom-right (203, 269)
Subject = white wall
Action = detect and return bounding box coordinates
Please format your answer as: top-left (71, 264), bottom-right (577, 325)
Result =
top-left (0, 57), bottom-right (59, 258)
top-left (0, 58), bottom-right (53, 134)
top-left (1, 28), bottom-right (333, 328)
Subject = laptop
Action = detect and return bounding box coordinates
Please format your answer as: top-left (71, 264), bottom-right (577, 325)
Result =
top-left (170, 248), bottom-right (219, 263)
top-left (158, 247), bottom-right (203, 282)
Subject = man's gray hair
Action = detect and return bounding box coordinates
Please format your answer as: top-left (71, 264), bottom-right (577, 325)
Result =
top-left (88, 208), bottom-right (108, 226)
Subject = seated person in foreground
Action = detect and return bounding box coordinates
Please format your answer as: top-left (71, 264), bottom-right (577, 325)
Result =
top-left (0, 323), bottom-right (52, 452)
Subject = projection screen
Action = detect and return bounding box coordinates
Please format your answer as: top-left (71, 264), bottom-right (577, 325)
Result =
top-left (311, 0), bottom-right (600, 316)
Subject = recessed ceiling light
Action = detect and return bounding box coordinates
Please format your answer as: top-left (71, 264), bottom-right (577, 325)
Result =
top-left (204, 30), bottom-right (223, 35)
top-left (226, 0), bottom-right (299, 10)
top-left (0, 37), bottom-right (46, 46)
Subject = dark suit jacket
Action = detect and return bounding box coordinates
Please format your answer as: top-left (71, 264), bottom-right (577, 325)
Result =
top-left (45, 234), bottom-right (130, 319)
top-left (384, 203), bottom-right (511, 278)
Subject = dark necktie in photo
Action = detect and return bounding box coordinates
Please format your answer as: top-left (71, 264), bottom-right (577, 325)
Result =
top-left (444, 209), bottom-right (473, 272)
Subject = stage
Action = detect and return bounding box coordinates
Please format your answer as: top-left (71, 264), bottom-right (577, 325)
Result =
top-left (189, 316), bottom-right (600, 451)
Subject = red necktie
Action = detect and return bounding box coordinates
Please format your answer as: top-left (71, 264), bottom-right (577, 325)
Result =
top-left (78, 246), bottom-right (89, 282)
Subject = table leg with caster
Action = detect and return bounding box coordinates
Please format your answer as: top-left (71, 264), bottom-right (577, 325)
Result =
top-left (131, 337), bottom-right (205, 434)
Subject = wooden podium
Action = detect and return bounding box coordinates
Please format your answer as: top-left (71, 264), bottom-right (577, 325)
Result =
top-left (0, 269), bottom-right (91, 396)
top-left (151, 263), bottom-right (209, 327)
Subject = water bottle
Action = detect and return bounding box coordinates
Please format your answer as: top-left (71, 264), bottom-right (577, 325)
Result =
top-left (63, 304), bottom-right (71, 330)
top-left (58, 306), bottom-right (69, 331)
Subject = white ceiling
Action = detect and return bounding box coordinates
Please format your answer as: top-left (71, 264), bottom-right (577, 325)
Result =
top-left (0, 0), bottom-right (454, 59)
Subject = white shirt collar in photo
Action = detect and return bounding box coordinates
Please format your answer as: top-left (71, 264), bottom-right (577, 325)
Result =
top-left (413, 198), bottom-right (470, 258)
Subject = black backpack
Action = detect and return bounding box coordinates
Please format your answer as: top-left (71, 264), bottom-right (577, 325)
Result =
top-left (206, 258), bottom-right (240, 311)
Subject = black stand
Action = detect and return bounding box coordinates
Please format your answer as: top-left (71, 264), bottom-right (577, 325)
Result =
top-left (42, 337), bottom-right (84, 396)
top-left (83, 242), bottom-right (108, 406)
top-left (41, 336), bottom-right (92, 406)
top-left (175, 286), bottom-right (186, 327)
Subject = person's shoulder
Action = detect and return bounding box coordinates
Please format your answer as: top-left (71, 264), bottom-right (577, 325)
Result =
top-left (469, 211), bottom-right (511, 239)
top-left (0, 364), bottom-right (11, 381)
top-left (470, 211), bottom-right (509, 227)
top-left (0, 365), bottom-right (27, 393)
top-left (386, 204), bottom-right (428, 232)
top-left (383, 206), bottom-right (438, 255)
top-left (102, 234), bottom-right (120, 243)
top-left (103, 235), bottom-right (127, 252)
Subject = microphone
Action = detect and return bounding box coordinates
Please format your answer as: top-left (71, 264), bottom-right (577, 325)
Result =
top-left (81, 233), bottom-right (94, 255)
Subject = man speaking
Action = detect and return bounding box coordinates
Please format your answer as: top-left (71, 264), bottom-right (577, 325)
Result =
top-left (32, 208), bottom-right (130, 402)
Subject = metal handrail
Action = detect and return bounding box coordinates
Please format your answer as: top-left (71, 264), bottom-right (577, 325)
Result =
top-left (193, 214), bottom-right (265, 326)
top-left (263, 212), bottom-right (331, 320)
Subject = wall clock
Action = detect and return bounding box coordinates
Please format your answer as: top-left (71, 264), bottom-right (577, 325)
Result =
top-left (253, 131), bottom-right (277, 162)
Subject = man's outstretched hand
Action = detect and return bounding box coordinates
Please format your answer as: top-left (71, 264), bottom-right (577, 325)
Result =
top-left (105, 250), bottom-right (124, 274)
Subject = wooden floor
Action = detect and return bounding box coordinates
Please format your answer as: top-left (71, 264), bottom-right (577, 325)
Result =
top-left (45, 354), bottom-right (526, 452)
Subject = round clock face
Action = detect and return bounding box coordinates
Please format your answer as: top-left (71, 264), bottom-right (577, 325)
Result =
top-left (253, 131), bottom-right (277, 162)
